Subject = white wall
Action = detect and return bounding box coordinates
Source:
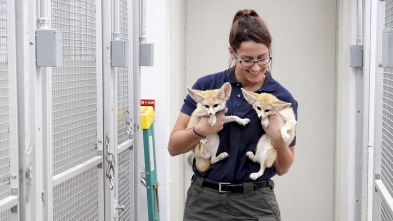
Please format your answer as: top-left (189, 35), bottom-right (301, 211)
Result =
top-left (139, 0), bottom-right (169, 220)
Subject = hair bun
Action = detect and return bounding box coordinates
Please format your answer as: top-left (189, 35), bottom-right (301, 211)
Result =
top-left (232, 9), bottom-right (260, 24)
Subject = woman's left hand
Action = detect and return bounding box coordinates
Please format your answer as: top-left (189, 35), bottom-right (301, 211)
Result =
top-left (262, 113), bottom-right (285, 142)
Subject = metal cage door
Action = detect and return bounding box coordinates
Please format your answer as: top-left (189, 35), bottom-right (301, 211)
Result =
top-left (0, 0), bottom-right (19, 220)
top-left (374, 0), bottom-right (393, 220)
top-left (46, 0), bottom-right (105, 220)
top-left (102, 0), bottom-right (137, 220)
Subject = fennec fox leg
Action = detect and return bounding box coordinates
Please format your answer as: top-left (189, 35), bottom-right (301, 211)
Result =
top-left (211, 152), bottom-right (229, 164)
top-left (208, 134), bottom-right (228, 164)
top-left (208, 115), bottom-right (217, 126)
top-left (223, 116), bottom-right (250, 126)
top-left (246, 151), bottom-right (257, 162)
top-left (250, 162), bottom-right (266, 180)
top-left (280, 119), bottom-right (297, 143)
top-left (199, 139), bottom-right (210, 159)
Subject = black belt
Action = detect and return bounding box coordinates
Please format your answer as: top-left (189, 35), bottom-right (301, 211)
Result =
top-left (201, 178), bottom-right (270, 193)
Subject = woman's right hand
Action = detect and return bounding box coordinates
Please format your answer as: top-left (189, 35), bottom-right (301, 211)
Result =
top-left (194, 109), bottom-right (227, 137)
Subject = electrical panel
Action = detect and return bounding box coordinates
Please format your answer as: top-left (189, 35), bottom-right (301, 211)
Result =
top-left (36, 29), bottom-right (63, 67)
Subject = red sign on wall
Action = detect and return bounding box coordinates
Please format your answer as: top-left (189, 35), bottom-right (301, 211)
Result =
top-left (141, 99), bottom-right (155, 110)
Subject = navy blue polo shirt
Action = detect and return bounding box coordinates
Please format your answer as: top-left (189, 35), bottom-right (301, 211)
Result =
top-left (181, 69), bottom-right (298, 182)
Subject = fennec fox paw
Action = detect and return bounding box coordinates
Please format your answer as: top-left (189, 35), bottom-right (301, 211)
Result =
top-left (246, 151), bottom-right (256, 161)
top-left (249, 173), bottom-right (259, 180)
top-left (280, 128), bottom-right (291, 143)
top-left (200, 139), bottom-right (208, 144)
top-left (262, 118), bottom-right (269, 128)
top-left (208, 117), bottom-right (216, 126)
top-left (219, 152), bottom-right (229, 160)
top-left (239, 118), bottom-right (250, 126)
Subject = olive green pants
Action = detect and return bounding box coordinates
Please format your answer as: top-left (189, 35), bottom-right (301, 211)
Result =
top-left (183, 176), bottom-right (281, 221)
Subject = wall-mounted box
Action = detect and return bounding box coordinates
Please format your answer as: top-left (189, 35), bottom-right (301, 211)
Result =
top-left (383, 29), bottom-right (393, 68)
top-left (36, 29), bottom-right (62, 67)
top-left (350, 45), bottom-right (363, 68)
top-left (111, 40), bottom-right (129, 67)
top-left (139, 43), bottom-right (154, 66)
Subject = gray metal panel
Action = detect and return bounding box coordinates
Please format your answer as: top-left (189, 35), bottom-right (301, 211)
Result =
top-left (0, 0), bottom-right (10, 202)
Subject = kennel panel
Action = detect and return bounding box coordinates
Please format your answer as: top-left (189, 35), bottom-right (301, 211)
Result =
top-left (50, 0), bottom-right (103, 220)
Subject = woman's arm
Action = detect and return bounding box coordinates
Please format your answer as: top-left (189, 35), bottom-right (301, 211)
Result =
top-left (263, 113), bottom-right (295, 176)
top-left (167, 112), bottom-right (226, 156)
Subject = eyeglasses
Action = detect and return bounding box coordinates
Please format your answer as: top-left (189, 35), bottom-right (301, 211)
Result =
top-left (231, 48), bottom-right (272, 67)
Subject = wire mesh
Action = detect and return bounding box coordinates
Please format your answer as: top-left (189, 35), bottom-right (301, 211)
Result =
top-left (0, 0), bottom-right (10, 201)
top-left (386, 0), bottom-right (393, 29)
top-left (53, 167), bottom-right (99, 221)
top-left (382, 71), bottom-right (393, 199)
top-left (117, 0), bottom-right (131, 145)
top-left (51, 0), bottom-right (98, 175)
top-left (381, 200), bottom-right (393, 221)
top-left (0, 210), bottom-right (10, 221)
top-left (118, 149), bottom-right (131, 221)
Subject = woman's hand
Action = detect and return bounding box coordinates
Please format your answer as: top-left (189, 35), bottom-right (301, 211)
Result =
top-left (262, 113), bottom-right (285, 142)
top-left (194, 109), bottom-right (228, 137)
top-left (263, 112), bottom-right (295, 176)
top-left (167, 109), bottom-right (228, 156)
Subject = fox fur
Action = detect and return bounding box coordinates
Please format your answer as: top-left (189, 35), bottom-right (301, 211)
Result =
top-left (186, 82), bottom-right (250, 172)
top-left (241, 89), bottom-right (297, 180)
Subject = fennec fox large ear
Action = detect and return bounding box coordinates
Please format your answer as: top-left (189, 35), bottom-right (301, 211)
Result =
top-left (187, 88), bottom-right (205, 103)
top-left (241, 88), bottom-right (258, 105)
top-left (217, 82), bottom-right (231, 100)
top-left (273, 101), bottom-right (291, 111)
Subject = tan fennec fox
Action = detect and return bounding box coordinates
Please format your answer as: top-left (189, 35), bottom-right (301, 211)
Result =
top-left (241, 89), bottom-right (297, 180)
top-left (186, 82), bottom-right (250, 172)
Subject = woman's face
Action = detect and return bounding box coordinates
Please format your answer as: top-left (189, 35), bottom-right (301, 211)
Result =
top-left (229, 41), bottom-right (270, 86)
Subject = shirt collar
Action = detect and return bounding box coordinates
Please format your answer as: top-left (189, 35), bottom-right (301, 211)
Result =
top-left (225, 69), bottom-right (276, 93)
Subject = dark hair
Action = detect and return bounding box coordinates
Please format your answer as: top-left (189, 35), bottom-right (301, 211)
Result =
top-left (228, 9), bottom-right (272, 71)
top-left (229, 9), bottom-right (272, 50)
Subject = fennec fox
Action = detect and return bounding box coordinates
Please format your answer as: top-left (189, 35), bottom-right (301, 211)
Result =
top-left (241, 89), bottom-right (297, 180)
top-left (186, 82), bottom-right (250, 172)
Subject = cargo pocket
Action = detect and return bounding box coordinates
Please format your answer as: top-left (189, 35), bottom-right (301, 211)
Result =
top-left (184, 184), bottom-right (201, 209)
top-left (255, 187), bottom-right (281, 218)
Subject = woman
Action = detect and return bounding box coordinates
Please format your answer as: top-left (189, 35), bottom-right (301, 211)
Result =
top-left (168, 9), bottom-right (298, 221)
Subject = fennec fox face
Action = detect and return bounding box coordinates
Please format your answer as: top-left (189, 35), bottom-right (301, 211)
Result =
top-left (187, 84), bottom-right (230, 117)
top-left (241, 89), bottom-right (291, 127)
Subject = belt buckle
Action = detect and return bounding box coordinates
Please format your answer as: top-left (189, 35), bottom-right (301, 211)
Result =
top-left (218, 182), bottom-right (231, 193)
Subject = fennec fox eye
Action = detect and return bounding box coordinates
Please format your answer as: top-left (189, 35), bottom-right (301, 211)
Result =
top-left (256, 106), bottom-right (261, 111)
top-left (264, 109), bottom-right (270, 112)
top-left (204, 105), bottom-right (209, 108)
top-left (213, 104), bottom-right (219, 108)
